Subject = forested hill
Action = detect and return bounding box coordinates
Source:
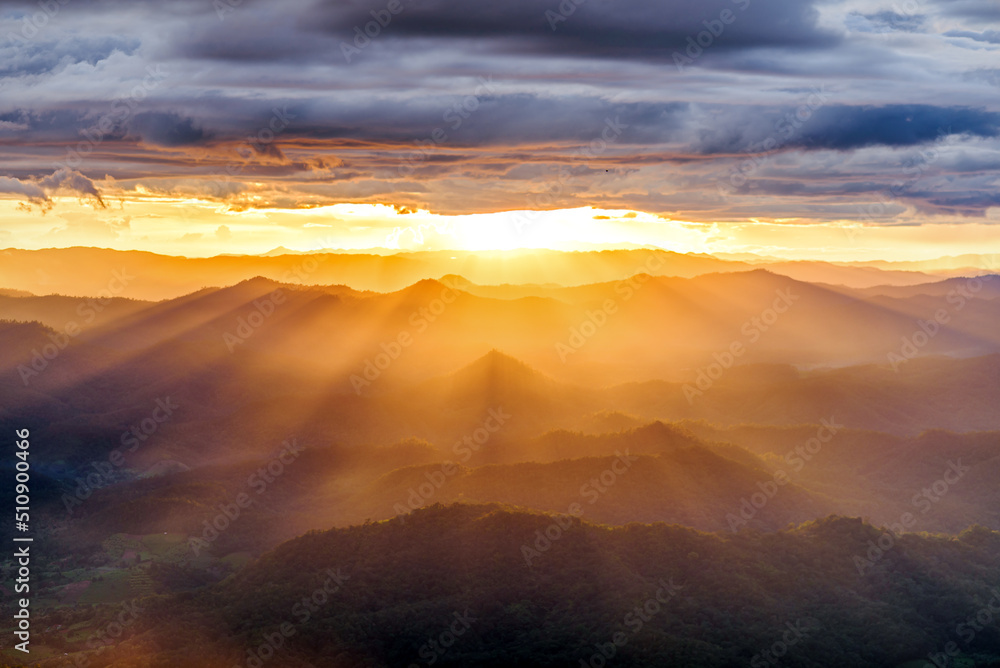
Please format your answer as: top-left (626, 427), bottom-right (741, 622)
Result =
top-left (66, 504), bottom-right (1000, 668)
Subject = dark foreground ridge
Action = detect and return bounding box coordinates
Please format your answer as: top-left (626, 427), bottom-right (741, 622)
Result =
top-left (57, 503), bottom-right (1000, 668)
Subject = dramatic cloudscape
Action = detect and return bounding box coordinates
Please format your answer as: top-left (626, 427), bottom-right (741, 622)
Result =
top-left (1, 0), bottom-right (1000, 257)
top-left (6, 6), bottom-right (1000, 666)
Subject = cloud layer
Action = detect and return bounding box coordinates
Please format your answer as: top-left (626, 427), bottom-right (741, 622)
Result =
top-left (0, 0), bottom-right (999, 229)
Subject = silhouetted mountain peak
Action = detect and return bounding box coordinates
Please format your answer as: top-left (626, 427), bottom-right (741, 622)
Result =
top-left (202, 276), bottom-right (289, 302)
top-left (628, 420), bottom-right (699, 446)
top-left (438, 274), bottom-right (473, 289)
top-left (463, 349), bottom-right (541, 376)
top-left (447, 350), bottom-right (556, 397)
top-left (234, 276), bottom-right (285, 290)
top-left (396, 277), bottom-right (466, 301)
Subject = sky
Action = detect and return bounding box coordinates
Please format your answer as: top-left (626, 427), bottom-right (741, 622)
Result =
top-left (1, 0), bottom-right (1000, 259)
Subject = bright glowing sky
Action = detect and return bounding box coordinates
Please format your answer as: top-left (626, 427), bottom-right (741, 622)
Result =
top-left (2, 0), bottom-right (1000, 259)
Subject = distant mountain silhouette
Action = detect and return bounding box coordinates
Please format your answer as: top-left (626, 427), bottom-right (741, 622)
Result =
top-left (0, 247), bottom-right (948, 300)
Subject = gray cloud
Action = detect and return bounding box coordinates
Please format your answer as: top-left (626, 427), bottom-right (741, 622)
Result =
top-left (39, 168), bottom-right (106, 205)
top-left (0, 168), bottom-right (105, 208)
top-left (0, 176), bottom-right (47, 202)
top-left (0, 35), bottom-right (139, 77)
top-left (854, 11), bottom-right (927, 33)
top-left (932, 0), bottom-right (1000, 21)
top-left (946, 29), bottom-right (1000, 44)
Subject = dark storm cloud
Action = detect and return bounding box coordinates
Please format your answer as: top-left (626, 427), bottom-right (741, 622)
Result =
top-left (286, 94), bottom-right (687, 147)
top-left (793, 106), bottom-right (1000, 151)
top-left (155, 0), bottom-right (841, 66)
top-left (0, 108), bottom-right (204, 146)
top-left (169, 2), bottom-right (331, 63)
top-left (1, 91), bottom-right (686, 150)
top-left (128, 112), bottom-right (207, 147)
top-left (0, 109), bottom-right (122, 144)
top-left (697, 105), bottom-right (1000, 154)
top-left (312, 0), bottom-right (840, 59)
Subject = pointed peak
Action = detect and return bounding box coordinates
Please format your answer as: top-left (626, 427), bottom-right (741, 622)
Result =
top-left (478, 348), bottom-right (529, 367)
top-left (235, 276), bottom-right (284, 288)
top-left (438, 274), bottom-right (474, 289)
top-left (450, 349), bottom-right (553, 386)
top-left (214, 276), bottom-right (287, 297)
top-left (396, 277), bottom-right (464, 298)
